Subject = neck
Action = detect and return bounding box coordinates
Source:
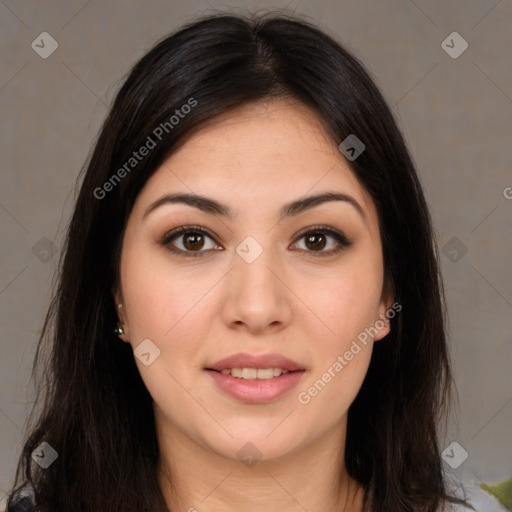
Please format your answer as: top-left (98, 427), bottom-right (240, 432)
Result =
top-left (156, 412), bottom-right (364, 512)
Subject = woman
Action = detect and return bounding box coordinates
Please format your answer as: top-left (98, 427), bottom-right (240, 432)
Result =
top-left (6, 11), bottom-right (473, 512)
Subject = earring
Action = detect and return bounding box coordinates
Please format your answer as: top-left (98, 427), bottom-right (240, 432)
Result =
top-left (115, 304), bottom-right (124, 336)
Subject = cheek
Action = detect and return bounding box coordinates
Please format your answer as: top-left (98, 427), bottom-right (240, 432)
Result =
top-left (296, 255), bottom-right (383, 402)
top-left (120, 244), bottom-right (216, 340)
top-left (120, 250), bottom-right (215, 406)
top-left (305, 264), bottom-right (384, 345)
top-left (294, 301), bottom-right (374, 442)
top-left (296, 344), bottom-right (372, 431)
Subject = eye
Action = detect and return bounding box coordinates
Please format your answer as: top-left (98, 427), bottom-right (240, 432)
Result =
top-left (291, 226), bottom-right (353, 257)
top-left (160, 224), bottom-right (353, 258)
top-left (161, 226), bottom-right (222, 257)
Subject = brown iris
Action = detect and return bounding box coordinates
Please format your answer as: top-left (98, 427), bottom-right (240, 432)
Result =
top-left (182, 232), bottom-right (205, 251)
top-left (304, 233), bottom-right (326, 251)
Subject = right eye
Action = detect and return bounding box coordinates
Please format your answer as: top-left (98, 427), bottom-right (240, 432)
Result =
top-left (160, 225), bottom-right (223, 257)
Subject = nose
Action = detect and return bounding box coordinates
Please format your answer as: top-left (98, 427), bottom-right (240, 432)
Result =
top-left (220, 243), bottom-right (293, 334)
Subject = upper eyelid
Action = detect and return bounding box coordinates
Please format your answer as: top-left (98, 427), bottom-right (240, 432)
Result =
top-left (162, 225), bottom-right (216, 242)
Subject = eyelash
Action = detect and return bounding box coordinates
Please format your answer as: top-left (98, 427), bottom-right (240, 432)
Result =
top-left (160, 224), bottom-right (353, 259)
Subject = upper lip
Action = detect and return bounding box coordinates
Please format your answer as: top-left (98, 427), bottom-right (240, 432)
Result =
top-left (206, 352), bottom-right (305, 372)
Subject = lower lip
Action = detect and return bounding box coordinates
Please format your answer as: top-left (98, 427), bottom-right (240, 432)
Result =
top-left (206, 370), bottom-right (305, 404)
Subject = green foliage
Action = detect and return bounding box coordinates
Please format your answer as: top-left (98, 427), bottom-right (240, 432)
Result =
top-left (481, 478), bottom-right (512, 511)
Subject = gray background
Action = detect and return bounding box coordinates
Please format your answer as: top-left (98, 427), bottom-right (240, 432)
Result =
top-left (0, 0), bottom-right (511, 510)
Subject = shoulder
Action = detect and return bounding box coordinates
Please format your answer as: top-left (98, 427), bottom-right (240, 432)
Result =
top-left (5, 495), bottom-right (35, 512)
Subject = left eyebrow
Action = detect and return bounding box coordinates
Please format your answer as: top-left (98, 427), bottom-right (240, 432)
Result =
top-left (143, 191), bottom-right (366, 223)
top-left (278, 191), bottom-right (366, 223)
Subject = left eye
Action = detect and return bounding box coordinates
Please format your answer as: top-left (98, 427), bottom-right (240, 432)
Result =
top-left (291, 228), bottom-right (351, 255)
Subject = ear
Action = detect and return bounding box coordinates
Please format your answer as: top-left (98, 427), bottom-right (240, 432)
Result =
top-left (374, 280), bottom-right (395, 342)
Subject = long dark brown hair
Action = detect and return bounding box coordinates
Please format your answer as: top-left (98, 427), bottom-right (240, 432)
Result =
top-left (7, 11), bottom-right (471, 512)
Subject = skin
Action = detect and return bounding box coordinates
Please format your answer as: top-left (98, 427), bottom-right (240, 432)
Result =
top-left (114, 98), bottom-right (394, 512)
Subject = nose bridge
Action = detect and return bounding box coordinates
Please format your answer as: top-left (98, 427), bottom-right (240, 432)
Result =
top-left (233, 236), bottom-right (280, 302)
top-left (222, 235), bottom-right (292, 331)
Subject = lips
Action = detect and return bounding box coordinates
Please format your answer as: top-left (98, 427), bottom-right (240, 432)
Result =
top-left (206, 352), bottom-right (305, 372)
top-left (205, 352), bottom-right (306, 403)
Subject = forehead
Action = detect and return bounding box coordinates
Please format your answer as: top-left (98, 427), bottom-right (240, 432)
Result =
top-left (135, 98), bottom-right (378, 224)
top-left (170, 98), bottom-right (341, 177)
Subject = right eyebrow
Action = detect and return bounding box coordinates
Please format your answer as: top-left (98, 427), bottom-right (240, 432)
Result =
top-left (143, 193), bottom-right (232, 220)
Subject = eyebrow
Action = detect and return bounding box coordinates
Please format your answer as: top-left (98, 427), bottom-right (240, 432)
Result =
top-left (143, 191), bottom-right (366, 223)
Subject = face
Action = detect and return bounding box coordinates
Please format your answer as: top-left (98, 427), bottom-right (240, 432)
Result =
top-left (114, 98), bottom-right (393, 464)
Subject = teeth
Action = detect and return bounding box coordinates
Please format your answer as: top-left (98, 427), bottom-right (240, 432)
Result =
top-left (219, 368), bottom-right (291, 379)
